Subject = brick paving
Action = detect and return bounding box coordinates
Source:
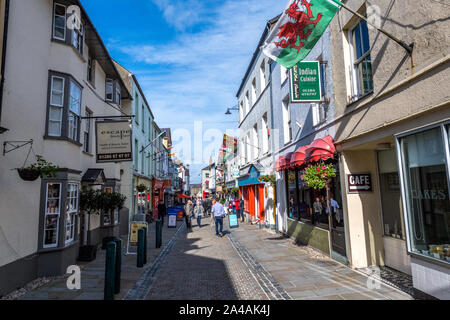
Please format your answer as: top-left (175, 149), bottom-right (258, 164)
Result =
top-left (17, 214), bottom-right (414, 300)
top-left (231, 223), bottom-right (414, 300)
top-left (18, 219), bottom-right (183, 300)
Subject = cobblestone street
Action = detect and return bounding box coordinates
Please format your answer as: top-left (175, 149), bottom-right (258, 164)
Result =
top-left (131, 216), bottom-right (413, 300)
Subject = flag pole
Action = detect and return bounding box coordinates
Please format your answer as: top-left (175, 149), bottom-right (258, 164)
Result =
top-left (339, 3), bottom-right (413, 54)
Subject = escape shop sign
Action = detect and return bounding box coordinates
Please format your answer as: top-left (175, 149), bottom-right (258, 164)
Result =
top-left (290, 61), bottom-right (322, 102)
top-left (347, 174), bottom-right (373, 192)
top-left (96, 120), bottom-right (132, 163)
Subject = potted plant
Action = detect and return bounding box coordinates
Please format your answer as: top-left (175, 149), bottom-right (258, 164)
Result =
top-left (78, 189), bottom-right (101, 262)
top-left (17, 155), bottom-right (59, 181)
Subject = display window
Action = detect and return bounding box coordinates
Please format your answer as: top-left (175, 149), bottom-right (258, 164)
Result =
top-left (65, 183), bottom-right (79, 244)
top-left (399, 125), bottom-right (450, 263)
top-left (44, 183), bottom-right (61, 248)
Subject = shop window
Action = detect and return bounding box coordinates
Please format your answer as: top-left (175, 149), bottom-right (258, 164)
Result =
top-left (378, 149), bottom-right (405, 239)
top-left (65, 184), bottom-right (79, 244)
top-left (44, 183), bottom-right (61, 248)
top-left (286, 170), bottom-right (298, 220)
top-left (400, 127), bottom-right (450, 263)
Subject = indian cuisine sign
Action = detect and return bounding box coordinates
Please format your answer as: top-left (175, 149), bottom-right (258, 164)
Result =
top-left (96, 120), bottom-right (132, 163)
top-left (290, 61), bottom-right (322, 102)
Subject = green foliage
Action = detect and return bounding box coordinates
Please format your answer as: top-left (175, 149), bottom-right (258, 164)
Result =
top-left (79, 189), bottom-right (127, 214)
top-left (302, 162), bottom-right (336, 190)
top-left (21, 155), bottom-right (59, 178)
top-left (258, 174), bottom-right (276, 186)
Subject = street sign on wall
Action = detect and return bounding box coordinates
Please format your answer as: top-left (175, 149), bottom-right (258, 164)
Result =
top-left (95, 120), bottom-right (132, 163)
top-left (290, 61), bottom-right (322, 102)
top-left (347, 173), bottom-right (373, 192)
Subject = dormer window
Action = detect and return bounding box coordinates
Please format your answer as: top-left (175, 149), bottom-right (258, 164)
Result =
top-left (105, 78), bottom-right (121, 105)
top-left (53, 3), bottom-right (66, 41)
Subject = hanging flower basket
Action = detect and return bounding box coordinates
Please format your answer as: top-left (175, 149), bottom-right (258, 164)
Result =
top-left (136, 184), bottom-right (147, 193)
top-left (302, 162), bottom-right (336, 190)
top-left (17, 168), bottom-right (40, 181)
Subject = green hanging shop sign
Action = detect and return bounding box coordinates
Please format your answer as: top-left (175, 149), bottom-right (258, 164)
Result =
top-left (290, 61), bottom-right (322, 102)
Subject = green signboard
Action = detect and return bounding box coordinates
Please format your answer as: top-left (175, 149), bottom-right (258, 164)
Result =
top-left (290, 61), bottom-right (322, 102)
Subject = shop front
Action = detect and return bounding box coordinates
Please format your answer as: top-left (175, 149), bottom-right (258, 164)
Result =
top-left (276, 136), bottom-right (347, 262)
top-left (152, 178), bottom-right (170, 217)
top-left (396, 121), bottom-right (450, 299)
top-left (238, 164), bottom-right (266, 223)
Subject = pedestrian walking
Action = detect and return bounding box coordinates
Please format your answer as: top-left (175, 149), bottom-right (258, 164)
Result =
top-left (239, 197), bottom-right (245, 222)
top-left (193, 199), bottom-right (204, 228)
top-left (313, 197), bottom-right (322, 225)
top-left (157, 201), bottom-right (167, 225)
top-left (184, 200), bottom-right (194, 232)
top-left (211, 199), bottom-right (226, 237)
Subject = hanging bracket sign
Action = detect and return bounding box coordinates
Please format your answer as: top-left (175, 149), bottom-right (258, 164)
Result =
top-left (95, 120), bottom-right (132, 163)
top-left (290, 61), bottom-right (322, 102)
top-left (347, 173), bottom-right (373, 193)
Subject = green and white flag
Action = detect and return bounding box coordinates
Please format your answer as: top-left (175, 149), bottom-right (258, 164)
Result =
top-left (262, 0), bottom-right (342, 68)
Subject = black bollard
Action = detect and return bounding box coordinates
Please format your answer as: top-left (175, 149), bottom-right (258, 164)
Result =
top-left (143, 227), bottom-right (147, 265)
top-left (113, 238), bottom-right (122, 294)
top-left (104, 241), bottom-right (116, 300)
top-left (137, 228), bottom-right (145, 268)
top-left (155, 220), bottom-right (162, 248)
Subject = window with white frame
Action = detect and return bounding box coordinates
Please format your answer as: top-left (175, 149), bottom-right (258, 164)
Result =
top-left (44, 183), bottom-right (61, 248)
top-left (87, 57), bottom-right (95, 84)
top-left (245, 91), bottom-right (250, 115)
top-left (68, 80), bottom-right (81, 141)
top-left (105, 79), bottom-right (114, 102)
top-left (260, 61), bottom-right (266, 90)
top-left (49, 76), bottom-right (65, 136)
top-left (251, 78), bottom-right (257, 105)
top-left (253, 124), bottom-right (259, 159)
top-left (349, 19), bottom-right (373, 100)
top-left (53, 3), bottom-right (66, 41)
top-left (72, 22), bottom-right (84, 55)
top-left (83, 109), bottom-right (91, 153)
top-left (280, 65), bottom-right (288, 84)
top-left (312, 103), bottom-right (327, 126)
top-left (282, 97), bottom-right (292, 144)
top-left (261, 113), bottom-right (269, 154)
top-left (65, 184), bottom-right (78, 244)
top-left (246, 132), bottom-right (252, 162)
top-left (240, 140), bottom-right (245, 165)
top-left (115, 82), bottom-right (121, 106)
top-left (239, 101), bottom-right (244, 122)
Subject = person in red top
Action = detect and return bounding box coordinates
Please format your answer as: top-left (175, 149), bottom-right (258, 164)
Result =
top-left (234, 199), bottom-right (240, 215)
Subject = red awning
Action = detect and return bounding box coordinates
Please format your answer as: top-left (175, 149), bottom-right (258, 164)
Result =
top-left (290, 145), bottom-right (309, 167)
top-left (305, 136), bottom-right (336, 162)
top-left (275, 156), bottom-right (284, 171)
top-left (281, 152), bottom-right (294, 170)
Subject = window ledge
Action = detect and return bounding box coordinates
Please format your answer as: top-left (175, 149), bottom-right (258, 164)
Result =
top-left (44, 135), bottom-right (82, 147)
top-left (409, 251), bottom-right (450, 269)
top-left (39, 240), bottom-right (79, 253)
top-left (346, 91), bottom-right (374, 108)
top-left (83, 151), bottom-right (94, 157)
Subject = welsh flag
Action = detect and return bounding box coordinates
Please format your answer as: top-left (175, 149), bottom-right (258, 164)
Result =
top-left (262, 0), bottom-right (342, 68)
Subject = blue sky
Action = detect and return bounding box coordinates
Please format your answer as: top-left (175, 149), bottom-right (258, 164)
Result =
top-left (81, 0), bottom-right (285, 183)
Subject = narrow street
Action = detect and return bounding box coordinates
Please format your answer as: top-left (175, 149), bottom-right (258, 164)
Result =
top-left (14, 216), bottom-right (413, 301)
top-left (127, 217), bottom-right (412, 300)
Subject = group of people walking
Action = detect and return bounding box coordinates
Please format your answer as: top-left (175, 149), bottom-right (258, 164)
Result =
top-left (183, 196), bottom-right (245, 237)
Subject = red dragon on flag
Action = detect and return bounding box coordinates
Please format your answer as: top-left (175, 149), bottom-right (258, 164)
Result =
top-left (275, 0), bottom-right (323, 53)
top-left (262, 0), bottom-right (342, 68)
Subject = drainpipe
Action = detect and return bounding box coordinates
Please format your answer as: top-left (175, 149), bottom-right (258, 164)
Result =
top-left (267, 24), bottom-right (278, 233)
top-left (0, 0), bottom-right (10, 134)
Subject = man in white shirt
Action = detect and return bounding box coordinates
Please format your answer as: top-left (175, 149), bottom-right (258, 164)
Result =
top-left (211, 200), bottom-right (226, 237)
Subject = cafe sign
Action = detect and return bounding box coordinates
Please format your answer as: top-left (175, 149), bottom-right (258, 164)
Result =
top-left (95, 120), bottom-right (132, 163)
top-left (290, 61), bottom-right (322, 102)
top-left (347, 173), bottom-right (373, 192)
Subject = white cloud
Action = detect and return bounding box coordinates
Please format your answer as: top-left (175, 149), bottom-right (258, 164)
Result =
top-left (120, 0), bottom-right (285, 182)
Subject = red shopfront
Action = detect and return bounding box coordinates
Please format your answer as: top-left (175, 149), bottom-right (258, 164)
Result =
top-left (238, 165), bottom-right (265, 222)
top-left (152, 178), bottom-right (171, 210)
